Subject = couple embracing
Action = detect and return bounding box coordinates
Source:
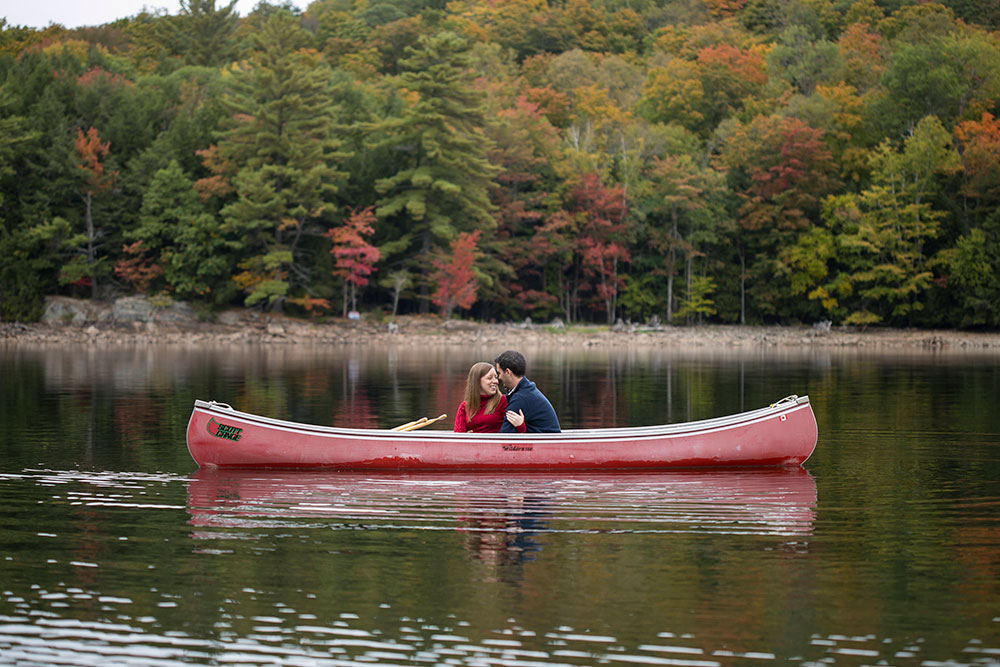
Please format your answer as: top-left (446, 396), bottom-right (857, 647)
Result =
top-left (453, 350), bottom-right (561, 434)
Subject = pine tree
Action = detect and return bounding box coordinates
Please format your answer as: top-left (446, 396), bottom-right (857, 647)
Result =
top-left (156, 0), bottom-right (239, 68)
top-left (132, 160), bottom-right (232, 300)
top-left (213, 12), bottom-right (350, 310)
top-left (370, 31), bottom-right (498, 309)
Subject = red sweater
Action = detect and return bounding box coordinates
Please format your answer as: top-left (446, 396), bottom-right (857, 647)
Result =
top-left (454, 394), bottom-right (525, 433)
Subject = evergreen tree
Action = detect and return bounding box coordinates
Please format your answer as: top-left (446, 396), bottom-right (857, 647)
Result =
top-left (370, 30), bottom-right (498, 309)
top-left (156, 0), bottom-right (239, 68)
top-left (213, 12), bottom-right (350, 309)
top-left (131, 159), bottom-right (233, 301)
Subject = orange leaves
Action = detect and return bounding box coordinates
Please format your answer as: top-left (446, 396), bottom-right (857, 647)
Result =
top-left (697, 43), bottom-right (767, 88)
top-left (521, 86), bottom-right (572, 128)
top-left (75, 66), bottom-right (134, 89)
top-left (75, 127), bottom-right (117, 193)
top-left (286, 295), bottom-right (331, 312)
top-left (955, 112), bottom-right (1000, 199)
top-left (703, 0), bottom-right (747, 19)
top-left (838, 22), bottom-right (887, 91)
top-left (193, 145), bottom-right (235, 199)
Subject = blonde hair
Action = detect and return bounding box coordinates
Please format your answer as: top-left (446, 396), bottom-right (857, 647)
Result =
top-left (464, 361), bottom-right (502, 420)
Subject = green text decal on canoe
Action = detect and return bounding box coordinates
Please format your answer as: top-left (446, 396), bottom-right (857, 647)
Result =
top-left (207, 417), bottom-right (242, 442)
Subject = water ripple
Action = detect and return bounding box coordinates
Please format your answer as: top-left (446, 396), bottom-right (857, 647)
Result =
top-left (3, 612), bottom-right (997, 666)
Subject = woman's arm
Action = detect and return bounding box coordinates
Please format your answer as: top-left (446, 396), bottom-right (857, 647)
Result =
top-left (453, 402), bottom-right (469, 432)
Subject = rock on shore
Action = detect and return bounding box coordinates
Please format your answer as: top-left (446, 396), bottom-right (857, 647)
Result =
top-left (1, 296), bottom-right (999, 350)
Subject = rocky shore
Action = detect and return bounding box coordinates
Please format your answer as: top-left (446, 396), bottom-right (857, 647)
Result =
top-left (2, 295), bottom-right (999, 351)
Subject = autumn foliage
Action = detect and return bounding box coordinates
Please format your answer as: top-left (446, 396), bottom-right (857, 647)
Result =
top-left (327, 207), bottom-right (381, 315)
top-left (1, 0), bottom-right (1000, 327)
top-left (431, 230), bottom-right (481, 319)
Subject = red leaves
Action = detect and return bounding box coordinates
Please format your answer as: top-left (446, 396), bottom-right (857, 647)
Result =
top-left (114, 241), bottom-right (163, 294)
top-left (567, 172), bottom-right (630, 277)
top-left (431, 230), bottom-right (481, 317)
top-left (327, 206), bottom-right (381, 289)
top-left (721, 116), bottom-right (839, 231)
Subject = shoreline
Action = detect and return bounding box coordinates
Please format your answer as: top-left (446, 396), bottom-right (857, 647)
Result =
top-left (3, 316), bottom-right (1000, 351)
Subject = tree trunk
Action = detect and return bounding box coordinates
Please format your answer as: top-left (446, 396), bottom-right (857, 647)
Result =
top-left (666, 206), bottom-right (678, 322)
top-left (85, 191), bottom-right (98, 300)
top-left (739, 246), bottom-right (746, 325)
top-left (419, 229), bottom-right (431, 314)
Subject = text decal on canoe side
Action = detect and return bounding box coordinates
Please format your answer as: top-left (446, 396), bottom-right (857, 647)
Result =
top-left (207, 417), bottom-right (242, 442)
top-left (503, 444), bottom-right (533, 452)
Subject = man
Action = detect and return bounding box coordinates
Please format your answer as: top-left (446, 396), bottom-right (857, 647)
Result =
top-left (494, 350), bottom-right (561, 433)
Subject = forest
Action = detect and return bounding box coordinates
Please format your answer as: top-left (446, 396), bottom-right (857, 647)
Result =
top-left (1, 0), bottom-right (1000, 327)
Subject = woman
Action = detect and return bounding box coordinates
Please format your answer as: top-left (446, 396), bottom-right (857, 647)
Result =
top-left (453, 362), bottom-right (525, 433)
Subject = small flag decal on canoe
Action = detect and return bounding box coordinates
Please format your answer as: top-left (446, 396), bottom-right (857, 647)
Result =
top-left (780, 415), bottom-right (787, 422)
top-left (207, 417), bottom-right (242, 442)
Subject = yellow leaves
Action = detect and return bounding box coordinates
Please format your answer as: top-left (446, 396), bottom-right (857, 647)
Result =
top-left (223, 60), bottom-right (252, 78)
top-left (650, 19), bottom-right (760, 60)
top-left (815, 83), bottom-right (863, 130)
top-left (400, 88), bottom-right (421, 108)
top-left (232, 269), bottom-right (262, 291)
top-left (294, 47), bottom-right (324, 67)
top-left (279, 217), bottom-right (301, 232)
top-left (571, 84), bottom-right (630, 129)
top-left (42, 39), bottom-right (107, 63)
top-left (808, 285), bottom-right (840, 312)
top-left (640, 60), bottom-right (705, 128)
top-left (338, 48), bottom-right (380, 80)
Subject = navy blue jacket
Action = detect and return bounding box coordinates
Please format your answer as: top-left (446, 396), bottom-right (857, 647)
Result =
top-left (499, 377), bottom-right (561, 433)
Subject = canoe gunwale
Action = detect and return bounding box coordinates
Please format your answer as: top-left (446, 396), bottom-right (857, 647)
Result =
top-left (191, 395), bottom-right (812, 442)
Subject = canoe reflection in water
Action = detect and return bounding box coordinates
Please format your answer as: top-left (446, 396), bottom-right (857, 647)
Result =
top-left (457, 494), bottom-right (548, 576)
top-left (186, 468), bottom-right (817, 563)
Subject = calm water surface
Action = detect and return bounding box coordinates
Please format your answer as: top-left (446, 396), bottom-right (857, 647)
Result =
top-left (1, 342), bottom-right (999, 666)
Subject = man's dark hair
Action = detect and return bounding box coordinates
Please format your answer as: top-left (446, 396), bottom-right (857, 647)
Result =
top-left (495, 350), bottom-right (526, 377)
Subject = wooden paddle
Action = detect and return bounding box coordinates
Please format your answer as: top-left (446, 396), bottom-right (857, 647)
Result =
top-left (391, 417), bottom-right (427, 431)
top-left (393, 414), bottom-right (448, 432)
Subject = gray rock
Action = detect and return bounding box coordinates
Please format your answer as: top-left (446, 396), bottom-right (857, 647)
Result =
top-left (113, 296), bottom-right (155, 322)
top-left (41, 297), bottom-right (110, 324)
top-left (217, 311), bottom-right (243, 326)
top-left (112, 296), bottom-right (197, 324)
top-left (155, 300), bottom-right (196, 323)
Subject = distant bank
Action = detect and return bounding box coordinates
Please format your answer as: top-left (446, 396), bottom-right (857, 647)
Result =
top-left (2, 296), bottom-right (998, 351)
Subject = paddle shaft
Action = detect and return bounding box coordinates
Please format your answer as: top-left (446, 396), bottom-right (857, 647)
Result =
top-left (396, 414), bottom-right (448, 432)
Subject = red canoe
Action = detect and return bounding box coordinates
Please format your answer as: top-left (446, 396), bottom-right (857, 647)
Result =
top-left (186, 395), bottom-right (818, 470)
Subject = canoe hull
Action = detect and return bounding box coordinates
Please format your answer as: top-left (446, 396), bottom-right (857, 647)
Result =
top-left (186, 396), bottom-right (818, 470)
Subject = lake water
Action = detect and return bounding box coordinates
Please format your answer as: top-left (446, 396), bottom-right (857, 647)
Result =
top-left (1, 341), bottom-right (999, 666)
